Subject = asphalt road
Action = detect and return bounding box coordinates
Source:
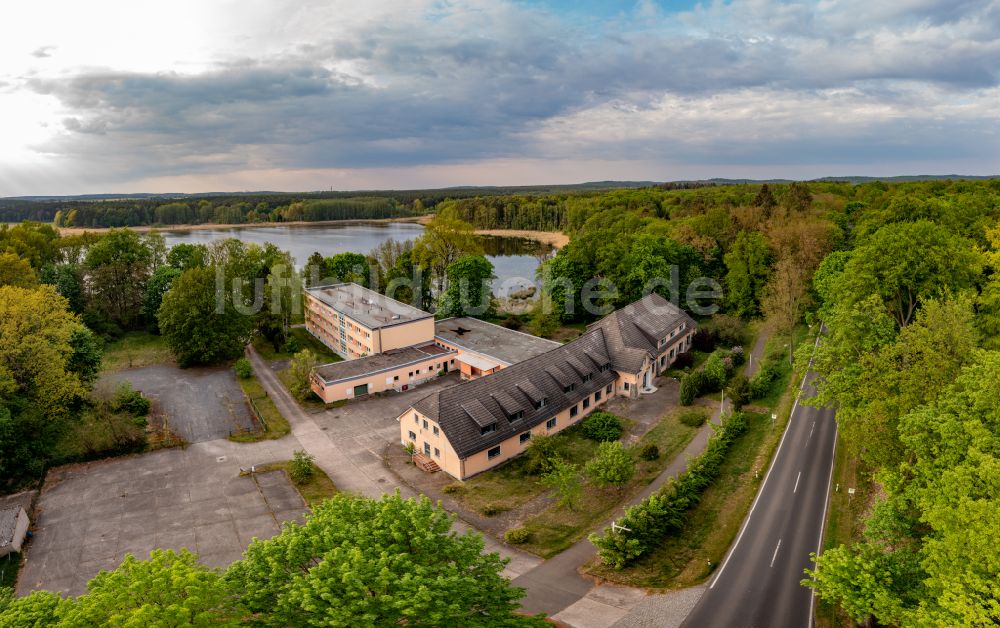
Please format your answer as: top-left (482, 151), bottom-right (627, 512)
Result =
top-left (680, 367), bottom-right (838, 628)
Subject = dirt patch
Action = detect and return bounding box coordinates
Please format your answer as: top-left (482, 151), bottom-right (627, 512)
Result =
top-left (474, 229), bottom-right (569, 249)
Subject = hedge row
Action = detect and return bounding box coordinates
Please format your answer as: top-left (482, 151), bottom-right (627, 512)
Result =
top-left (588, 412), bottom-right (749, 569)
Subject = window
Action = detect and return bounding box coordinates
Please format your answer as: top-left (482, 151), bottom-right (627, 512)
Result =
top-left (583, 373), bottom-right (593, 382)
top-left (488, 446), bottom-right (502, 460)
top-left (480, 423), bottom-right (497, 435)
top-left (570, 404), bottom-right (579, 418)
top-left (414, 414), bottom-right (419, 424)
top-left (595, 390), bottom-right (602, 402)
top-left (423, 442), bottom-right (431, 455)
top-left (599, 363), bottom-right (611, 372)
top-left (416, 369), bottom-right (421, 375)
top-left (606, 384), bottom-right (613, 394)
top-left (434, 447), bottom-right (440, 458)
top-left (546, 417), bottom-right (557, 429)
top-left (408, 371), bottom-right (413, 377)
top-left (563, 383), bottom-right (576, 393)
top-left (422, 419), bottom-right (428, 429)
top-left (583, 398), bottom-right (591, 409)
top-left (534, 398), bottom-right (547, 410)
top-left (624, 382), bottom-right (630, 391)
top-left (519, 432), bottom-right (531, 444)
top-left (408, 431), bottom-right (416, 441)
top-left (394, 375), bottom-right (400, 381)
top-left (433, 426), bottom-right (439, 436)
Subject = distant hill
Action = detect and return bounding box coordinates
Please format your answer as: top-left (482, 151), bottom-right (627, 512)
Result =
top-left (4, 175), bottom-right (995, 204)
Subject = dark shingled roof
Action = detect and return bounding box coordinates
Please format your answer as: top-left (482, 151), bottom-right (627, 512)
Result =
top-left (414, 328), bottom-right (617, 459)
top-left (412, 294), bottom-right (696, 460)
top-left (589, 293), bottom-right (695, 372)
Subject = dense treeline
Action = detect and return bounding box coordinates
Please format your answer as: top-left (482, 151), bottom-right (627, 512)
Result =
top-left (790, 181), bottom-right (1000, 625)
top-left (0, 182), bottom-right (660, 227)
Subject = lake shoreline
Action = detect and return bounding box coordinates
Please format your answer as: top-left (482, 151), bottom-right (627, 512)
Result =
top-left (56, 216), bottom-right (567, 248)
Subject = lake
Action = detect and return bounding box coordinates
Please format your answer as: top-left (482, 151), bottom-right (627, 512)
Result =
top-left (159, 222), bottom-right (553, 297)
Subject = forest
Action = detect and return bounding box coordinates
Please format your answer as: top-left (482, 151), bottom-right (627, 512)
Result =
top-left (1, 178), bottom-right (999, 625)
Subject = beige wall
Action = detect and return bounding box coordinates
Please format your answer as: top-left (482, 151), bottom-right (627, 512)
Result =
top-left (304, 293), bottom-right (435, 359)
top-left (400, 380), bottom-right (621, 480)
top-left (311, 354), bottom-right (457, 403)
top-left (379, 317), bottom-right (435, 352)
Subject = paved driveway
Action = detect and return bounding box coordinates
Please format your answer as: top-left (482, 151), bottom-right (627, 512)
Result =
top-left (18, 437), bottom-right (305, 597)
top-left (105, 365), bottom-right (256, 443)
top-left (308, 372), bottom-right (463, 479)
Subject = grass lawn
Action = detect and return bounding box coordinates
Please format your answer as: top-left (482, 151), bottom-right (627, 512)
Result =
top-left (1, 552), bottom-right (21, 590)
top-left (231, 375), bottom-right (291, 442)
top-left (253, 327), bottom-right (341, 364)
top-left (448, 424), bottom-right (604, 516)
top-left (254, 461), bottom-right (338, 507)
top-left (101, 331), bottom-right (173, 372)
top-left (814, 435), bottom-right (873, 628)
top-left (515, 410), bottom-right (698, 558)
top-left (586, 409), bottom-right (786, 587)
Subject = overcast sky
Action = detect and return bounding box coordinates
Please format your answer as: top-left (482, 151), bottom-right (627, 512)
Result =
top-left (1, 0), bottom-right (997, 195)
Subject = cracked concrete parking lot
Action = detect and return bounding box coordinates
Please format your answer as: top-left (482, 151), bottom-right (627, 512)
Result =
top-left (17, 438), bottom-right (306, 597)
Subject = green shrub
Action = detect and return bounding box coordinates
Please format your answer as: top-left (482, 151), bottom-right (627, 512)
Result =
top-left (585, 441), bottom-right (635, 489)
top-left (679, 409), bottom-right (708, 427)
top-left (729, 345), bottom-right (745, 366)
top-left (582, 411), bottom-right (624, 442)
top-left (281, 336), bottom-right (302, 354)
top-left (702, 352), bottom-right (728, 392)
top-left (504, 527), bottom-right (531, 544)
top-left (289, 450), bottom-right (315, 484)
top-left (111, 382), bottom-right (151, 416)
top-left (680, 370), bottom-right (705, 405)
top-left (589, 412), bottom-right (749, 569)
top-left (727, 374), bottom-right (751, 409)
top-left (705, 313), bottom-right (749, 346)
top-left (442, 483), bottom-right (464, 495)
top-left (748, 362), bottom-right (779, 399)
top-left (524, 434), bottom-right (562, 475)
top-left (234, 358), bottom-right (253, 379)
top-left (481, 503), bottom-right (509, 517)
top-left (639, 443), bottom-right (660, 461)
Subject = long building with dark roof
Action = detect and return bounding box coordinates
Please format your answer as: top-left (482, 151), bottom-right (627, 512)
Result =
top-left (398, 293), bottom-right (696, 479)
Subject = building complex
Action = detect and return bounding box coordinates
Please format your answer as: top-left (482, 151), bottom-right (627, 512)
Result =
top-left (399, 293), bottom-right (695, 479)
top-left (305, 283), bottom-right (559, 402)
top-left (303, 283), bottom-right (696, 480)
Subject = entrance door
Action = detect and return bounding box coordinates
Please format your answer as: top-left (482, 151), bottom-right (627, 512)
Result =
top-left (643, 371), bottom-right (650, 388)
top-left (353, 383), bottom-right (369, 397)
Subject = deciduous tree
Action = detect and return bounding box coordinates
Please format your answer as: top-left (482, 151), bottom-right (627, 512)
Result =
top-left (157, 267), bottom-right (255, 367)
top-left (227, 492), bottom-right (543, 627)
top-left (585, 441), bottom-right (635, 489)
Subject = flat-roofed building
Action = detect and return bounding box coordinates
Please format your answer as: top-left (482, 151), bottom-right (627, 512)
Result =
top-left (398, 293), bottom-right (696, 479)
top-left (304, 283), bottom-right (435, 360)
top-left (434, 317), bottom-right (561, 380)
top-left (306, 284), bottom-right (569, 403)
